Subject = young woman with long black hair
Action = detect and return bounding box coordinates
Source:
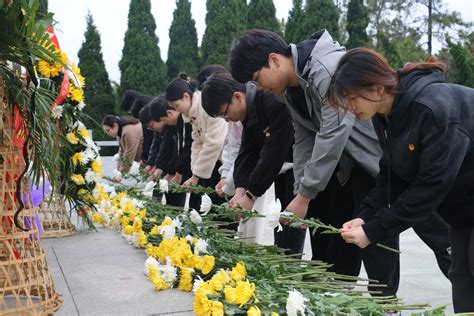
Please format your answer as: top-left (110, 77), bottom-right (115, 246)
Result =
top-left (327, 47), bottom-right (474, 312)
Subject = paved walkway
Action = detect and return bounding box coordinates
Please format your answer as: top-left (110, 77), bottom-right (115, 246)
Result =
top-left (43, 223), bottom-right (453, 315)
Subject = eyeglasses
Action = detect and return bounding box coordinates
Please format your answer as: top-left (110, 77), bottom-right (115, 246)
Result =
top-left (214, 99), bottom-right (232, 118)
top-left (252, 68), bottom-right (262, 83)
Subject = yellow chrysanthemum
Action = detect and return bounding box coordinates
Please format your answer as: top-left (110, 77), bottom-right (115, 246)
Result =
top-left (37, 60), bottom-right (61, 78)
top-left (271, 312), bottom-right (279, 316)
top-left (78, 128), bottom-right (90, 139)
top-left (92, 213), bottom-right (105, 225)
top-left (70, 174), bottom-right (85, 185)
top-left (209, 269), bottom-right (230, 292)
top-left (71, 152), bottom-right (84, 166)
top-left (210, 300), bottom-right (224, 316)
top-left (151, 274), bottom-right (167, 292)
top-left (247, 306), bottom-right (261, 316)
top-left (91, 159), bottom-right (103, 175)
top-left (59, 51), bottom-right (68, 64)
top-left (123, 225), bottom-right (134, 235)
top-left (150, 226), bottom-right (159, 235)
top-left (159, 217), bottom-right (173, 228)
top-left (66, 132), bottom-right (79, 145)
top-left (136, 230), bottom-right (148, 247)
top-left (69, 86), bottom-right (84, 103)
top-left (200, 255), bottom-right (215, 275)
top-left (138, 209), bottom-right (147, 219)
top-left (224, 280), bottom-right (256, 307)
top-left (178, 267), bottom-right (194, 292)
top-left (193, 290), bottom-right (211, 316)
top-left (229, 262), bottom-right (246, 282)
top-left (78, 189), bottom-right (93, 202)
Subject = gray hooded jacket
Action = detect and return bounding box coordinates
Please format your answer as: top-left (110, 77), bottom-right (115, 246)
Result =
top-left (279, 30), bottom-right (382, 199)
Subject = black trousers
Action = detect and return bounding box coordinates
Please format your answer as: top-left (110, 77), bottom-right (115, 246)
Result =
top-left (274, 169), bottom-right (306, 257)
top-left (449, 225), bottom-right (474, 313)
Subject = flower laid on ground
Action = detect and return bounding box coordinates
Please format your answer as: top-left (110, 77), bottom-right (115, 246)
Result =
top-left (286, 289), bottom-right (307, 316)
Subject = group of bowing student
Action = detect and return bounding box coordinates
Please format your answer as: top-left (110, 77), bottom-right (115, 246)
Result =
top-left (101, 28), bottom-right (474, 312)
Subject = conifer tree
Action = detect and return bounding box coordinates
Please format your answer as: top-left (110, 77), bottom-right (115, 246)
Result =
top-left (247, 0), bottom-right (281, 34)
top-left (285, 0), bottom-right (306, 43)
top-left (346, 0), bottom-right (369, 48)
top-left (201, 0), bottom-right (247, 66)
top-left (302, 0), bottom-right (341, 41)
top-left (446, 37), bottom-right (474, 87)
top-left (119, 0), bottom-right (167, 95)
top-left (78, 13), bottom-right (116, 126)
top-left (167, 0), bottom-right (199, 79)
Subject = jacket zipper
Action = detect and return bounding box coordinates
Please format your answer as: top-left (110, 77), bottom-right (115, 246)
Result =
top-left (383, 116), bottom-right (391, 209)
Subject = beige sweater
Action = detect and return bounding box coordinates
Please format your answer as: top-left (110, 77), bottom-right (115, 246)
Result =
top-left (183, 91), bottom-right (228, 179)
top-left (117, 123), bottom-right (143, 173)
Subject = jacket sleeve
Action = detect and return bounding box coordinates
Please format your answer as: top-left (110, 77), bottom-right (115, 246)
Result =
top-left (141, 128), bottom-right (154, 161)
top-left (357, 153), bottom-right (389, 221)
top-left (219, 122), bottom-right (242, 178)
top-left (145, 133), bottom-right (162, 166)
top-left (175, 122), bottom-right (192, 175)
top-left (191, 116), bottom-right (228, 179)
top-left (119, 131), bottom-right (142, 174)
top-left (246, 102), bottom-right (294, 196)
top-left (363, 115), bottom-right (471, 243)
top-left (296, 71), bottom-right (355, 199)
top-left (155, 130), bottom-right (176, 174)
top-left (233, 130), bottom-right (259, 190)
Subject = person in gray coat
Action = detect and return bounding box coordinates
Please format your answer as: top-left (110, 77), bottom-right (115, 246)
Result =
top-left (229, 28), bottom-right (451, 296)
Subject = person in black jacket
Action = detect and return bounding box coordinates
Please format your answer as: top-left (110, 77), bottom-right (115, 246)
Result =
top-left (327, 47), bottom-right (474, 313)
top-left (201, 72), bottom-right (306, 252)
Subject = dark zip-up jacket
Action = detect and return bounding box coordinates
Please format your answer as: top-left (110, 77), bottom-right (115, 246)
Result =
top-left (360, 69), bottom-right (474, 243)
top-left (145, 132), bottom-right (162, 166)
top-left (174, 115), bottom-right (193, 180)
top-left (233, 83), bottom-right (294, 197)
top-left (155, 126), bottom-right (177, 175)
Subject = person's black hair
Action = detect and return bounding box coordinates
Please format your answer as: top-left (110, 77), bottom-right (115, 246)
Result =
top-left (130, 94), bottom-right (154, 118)
top-left (138, 104), bottom-right (152, 126)
top-left (102, 115), bottom-right (139, 127)
top-left (164, 73), bottom-right (198, 101)
top-left (196, 64), bottom-right (229, 90)
top-left (201, 72), bottom-right (246, 117)
top-left (149, 95), bottom-right (173, 121)
top-left (120, 90), bottom-right (145, 111)
top-left (229, 29), bottom-right (292, 83)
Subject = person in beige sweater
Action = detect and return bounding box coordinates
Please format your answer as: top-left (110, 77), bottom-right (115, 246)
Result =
top-left (164, 75), bottom-right (228, 189)
top-left (102, 115), bottom-right (144, 175)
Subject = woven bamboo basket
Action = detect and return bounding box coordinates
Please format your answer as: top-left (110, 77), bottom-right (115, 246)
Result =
top-left (39, 193), bottom-right (76, 238)
top-left (0, 78), bottom-right (62, 314)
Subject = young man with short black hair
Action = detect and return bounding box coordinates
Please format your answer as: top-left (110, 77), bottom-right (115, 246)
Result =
top-left (202, 72), bottom-right (306, 252)
top-left (228, 28), bottom-right (451, 296)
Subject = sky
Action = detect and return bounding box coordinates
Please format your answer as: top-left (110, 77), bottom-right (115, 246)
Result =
top-left (49, 0), bottom-right (473, 83)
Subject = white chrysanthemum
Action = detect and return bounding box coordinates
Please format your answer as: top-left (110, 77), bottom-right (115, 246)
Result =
top-left (159, 257), bottom-right (178, 287)
top-left (77, 101), bottom-right (86, 111)
top-left (143, 181), bottom-right (156, 197)
top-left (199, 194), bottom-right (212, 215)
top-left (185, 235), bottom-right (194, 243)
top-left (131, 198), bottom-right (144, 209)
top-left (266, 199), bottom-right (283, 232)
top-left (82, 148), bottom-right (96, 163)
top-left (286, 289), bottom-right (308, 316)
top-left (102, 183), bottom-right (116, 193)
top-left (172, 217), bottom-right (182, 231)
top-left (189, 210), bottom-right (202, 225)
top-left (51, 105), bottom-right (63, 119)
top-left (85, 169), bottom-right (101, 184)
top-left (113, 153), bottom-right (120, 162)
top-left (144, 256), bottom-right (160, 276)
top-left (109, 191), bottom-right (117, 199)
top-left (159, 179), bottom-right (169, 193)
top-left (159, 225), bottom-right (176, 240)
top-left (194, 238), bottom-right (208, 255)
top-left (129, 161), bottom-right (140, 175)
top-left (119, 196), bottom-right (130, 206)
top-left (192, 275), bottom-right (205, 292)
